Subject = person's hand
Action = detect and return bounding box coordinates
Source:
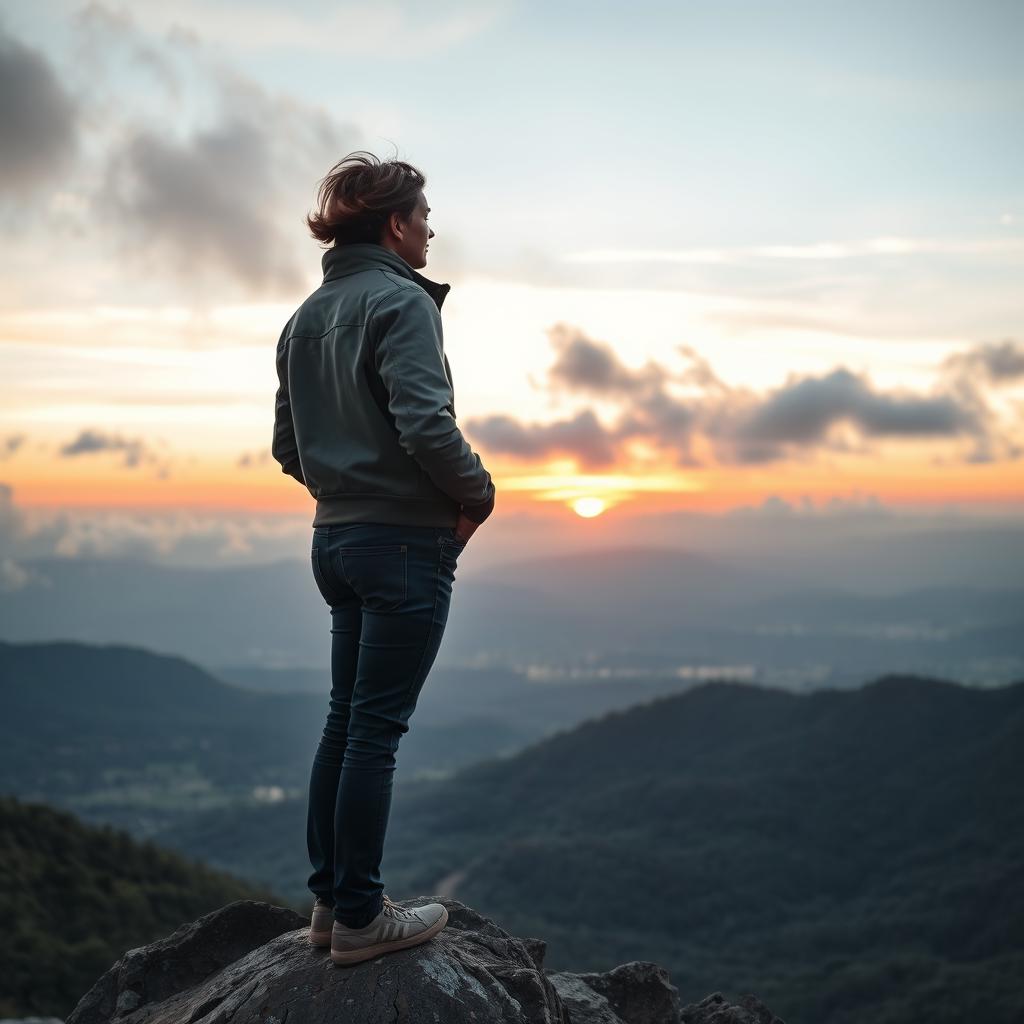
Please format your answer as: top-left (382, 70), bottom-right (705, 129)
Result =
top-left (453, 511), bottom-right (480, 545)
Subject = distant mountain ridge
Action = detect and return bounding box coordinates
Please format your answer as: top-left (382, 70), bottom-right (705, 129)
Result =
top-left (0, 640), bottom-right (706, 835)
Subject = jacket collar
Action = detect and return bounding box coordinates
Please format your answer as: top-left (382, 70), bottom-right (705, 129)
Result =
top-left (321, 242), bottom-right (451, 311)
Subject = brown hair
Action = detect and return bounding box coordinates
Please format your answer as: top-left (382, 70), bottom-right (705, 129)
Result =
top-left (305, 150), bottom-right (426, 247)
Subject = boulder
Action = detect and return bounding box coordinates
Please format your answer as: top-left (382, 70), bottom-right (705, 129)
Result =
top-left (67, 898), bottom-right (782, 1024)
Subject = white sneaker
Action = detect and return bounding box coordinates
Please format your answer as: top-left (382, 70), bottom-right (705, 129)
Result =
top-left (330, 894), bottom-right (448, 966)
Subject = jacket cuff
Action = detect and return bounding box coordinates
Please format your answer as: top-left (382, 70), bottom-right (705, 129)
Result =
top-left (460, 484), bottom-right (495, 524)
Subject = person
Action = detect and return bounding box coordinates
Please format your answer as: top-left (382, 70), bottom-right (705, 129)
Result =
top-left (271, 150), bottom-right (496, 966)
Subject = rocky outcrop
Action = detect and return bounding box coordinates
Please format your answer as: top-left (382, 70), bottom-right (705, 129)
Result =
top-left (67, 899), bottom-right (783, 1024)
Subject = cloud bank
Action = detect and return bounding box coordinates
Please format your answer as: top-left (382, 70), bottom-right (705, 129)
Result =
top-left (466, 332), bottom-right (1024, 468)
top-left (1, 5), bottom-right (361, 300)
top-left (0, 25), bottom-right (79, 193)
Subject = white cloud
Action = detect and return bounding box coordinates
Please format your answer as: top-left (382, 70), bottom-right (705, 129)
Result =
top-left (560, 236), bottom-right (1024, 265)
top-left (90, 0), bottom-right (508, 57)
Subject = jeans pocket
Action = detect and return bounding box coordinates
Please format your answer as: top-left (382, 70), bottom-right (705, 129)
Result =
top-left (339, 545), bottom-right (408, 611)
top-left (311, 542), bottom-right (345, 606)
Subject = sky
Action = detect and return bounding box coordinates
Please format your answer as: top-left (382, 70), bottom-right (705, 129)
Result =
top-left (1, 0), bottom-right (1022, 570)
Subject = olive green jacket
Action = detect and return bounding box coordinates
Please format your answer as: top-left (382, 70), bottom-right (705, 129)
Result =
top-left (272, 243), bottom-right (495, 527)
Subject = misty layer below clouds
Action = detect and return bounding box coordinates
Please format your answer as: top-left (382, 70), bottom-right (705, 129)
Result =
top-left (1, 481), bottom-right (1022, 594)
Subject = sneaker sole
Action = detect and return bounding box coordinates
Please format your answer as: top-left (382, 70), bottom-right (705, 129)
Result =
top-left (308, 928), bottom-right (332, 947)
top-left (330, 905), bottom-right (449, 966)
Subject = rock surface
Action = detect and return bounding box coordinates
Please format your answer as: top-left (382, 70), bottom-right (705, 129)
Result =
top-left (67, 898), bottom-right (783, 1024)
top-left (547, 961), bottom-right (681, 1023)
top-left (678, 991), bottom-right (786, 1024)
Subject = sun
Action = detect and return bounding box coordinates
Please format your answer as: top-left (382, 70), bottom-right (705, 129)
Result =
top-left (571, 497), bottom-right (607, 518)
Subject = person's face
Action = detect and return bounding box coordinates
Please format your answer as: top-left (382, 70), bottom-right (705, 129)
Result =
top-left (384, 191), bottom-right (434, 270)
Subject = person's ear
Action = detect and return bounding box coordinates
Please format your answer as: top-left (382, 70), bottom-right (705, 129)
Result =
top-left (388, 210), bottom-right (404, 241)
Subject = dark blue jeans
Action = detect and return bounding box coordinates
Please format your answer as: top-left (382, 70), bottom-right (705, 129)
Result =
top-left (306, 522), bottom-right (466, 927)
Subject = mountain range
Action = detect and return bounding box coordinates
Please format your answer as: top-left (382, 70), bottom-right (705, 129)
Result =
top-left (1, 639), bottom-right (1021, 1022)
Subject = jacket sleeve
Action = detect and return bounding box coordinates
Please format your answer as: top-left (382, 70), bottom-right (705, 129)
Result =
top-left (371, 285), bottom-right (495, 523)
top-left (271, 325), bottom-right (306, 487)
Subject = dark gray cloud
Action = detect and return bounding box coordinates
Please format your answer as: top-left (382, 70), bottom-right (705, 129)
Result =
top-left (546, 323), bottom-right (651, 395)
top-left (942, 338), bottom-right (1024, 384)
top-left (722, 367), bottom-right (978, 464)
top-left (59, 428), bottom-right (170, 476)
top-left (0, 26), bottom-right (79, 192)
top-left (673, 344), bottom-right (730, 393)
top-left (465, 327), bottom-right (1012, 469)
top-left (73, 4), bottom-right (356, 298)
top-left (468, 409), bottom-right (619, 470)
top-left (99, 115), bottom-right (306, 294)
top-left (933, 338), bottom-right (1024, 463)
top-left (1, 434), bottom-right (25, 458)
top-left (468, 326), bottom-right (701, 468)
top-left (548, 324), bottom-right (701, 463)
top-left (237, 449), bottom-right (271, 469)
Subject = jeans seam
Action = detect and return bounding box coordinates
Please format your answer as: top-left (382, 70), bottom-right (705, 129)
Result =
top-left (367, 781), bottom-right (389, 924)
top-left (394, 542), bottom-right (444, 728)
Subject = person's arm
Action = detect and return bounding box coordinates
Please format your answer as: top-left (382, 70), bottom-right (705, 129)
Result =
top-left (271, 326), bottom-right (306, 487)
top-left (372, 285), bottom-right (495, 523)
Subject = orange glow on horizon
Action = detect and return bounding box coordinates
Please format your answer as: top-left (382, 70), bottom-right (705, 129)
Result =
top-left (5, 453), bottom-right (1022, 517)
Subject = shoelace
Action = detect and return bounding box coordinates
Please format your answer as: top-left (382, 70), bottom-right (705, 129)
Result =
top-left (382, 893), bottom-right (417, 921)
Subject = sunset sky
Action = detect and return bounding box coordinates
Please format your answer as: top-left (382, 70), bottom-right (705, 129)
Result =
top-left (2, 0), bottom-right (1022, 566)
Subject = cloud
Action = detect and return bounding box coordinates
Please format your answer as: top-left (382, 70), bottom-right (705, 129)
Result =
top-left (560, 237), bottom-right (1024, 266)
top-left (0, 482), bottom-right (20, 542)
top-left (84, 2), bottom-right (358, 297)
top-left (0, 483), bottom-right (52, 587)
top-left (546, 323), bottom-right (652, 395)
top-left (58, 428), bottom-right (171, 475)
top-left (0, 25), bottom-right (79, 193)
top-left (728, 492), bottom-right (890, 519)
top-left (0, 556), bottom-right (33, 592)
top-left (932, 338), bottom-right (1024, 463)
top-left (720, 367), bottom-right (979, 463)
top-left (550, 325), bottom-right (701, 456)
top-left (0, 480), bottom-right (309, 566)
top-left (468, 408), bottom-right (619, 470)
top-left (941, 338), bottom-right (1024, 385)
top-left (113, 1), bottom-right (506, 57)
top-left (465, 328), bottom-right (1017, 469)
top-left (237, 449), bottom-right (271, 469)
top-left (469, 324), bottom-right (702, 468)
top-left (5, 4), bottom-right (361, 299)
top-left (98, 115), bottom-right (309, 295)
top-left (0, 434), bottom-right (25, 459)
